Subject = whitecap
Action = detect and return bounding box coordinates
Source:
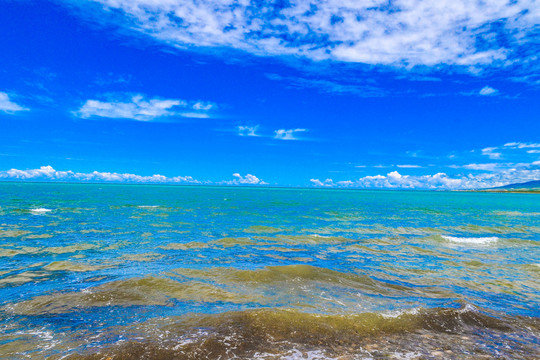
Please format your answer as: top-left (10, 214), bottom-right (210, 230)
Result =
top-left (381, 307), bottom-right (420, 319)
top-left (137, 205), bottom-right (160, 208)
top-left (30, 208), bottom-right (51, 215)
top-left (442, 235), bottom-right (498, 244)
top-left (254, 349), bottom-right (337, 360)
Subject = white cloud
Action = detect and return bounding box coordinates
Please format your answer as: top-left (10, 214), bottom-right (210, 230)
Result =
top-left (75, 94), bottom-right (216, 121)
top-left (177, 112), bottom-right (210, 119)
top-left (274, 128), bottom-right (307, 140)
top-left (0, 92), bottom-right (29, 113)
top-left (504, 142), bottom-right (540, 149)
top-left (0, 166), bottom-right (200, 184)
top-left (396, 164), bottom-right (422, 168)
top-left (481, 147), bottom-right (502, 159)
top-left (237, 125), bottom-right (259, 137)
top-left (0, 166), bottom-right (272, 187)
top-left (479, 86), bottom-right (498, 96)
top-left (310, 165), bottom-right (540, 190)
top-left (387, 171), bottom-right (402, 179)
top-left (192, 101), bottom-right (214, 111)
top-left (223, 173), bottom-right (267, 185)
top-left (310, 178), bottom-right (334, 187)
top-left (77, 0), bottom-right (538, 68)
top-left (463, 163), bottom-right (499, 171)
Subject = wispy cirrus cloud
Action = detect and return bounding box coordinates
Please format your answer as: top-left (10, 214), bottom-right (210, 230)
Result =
top-left (74, 94), bottom-right (216, 121)
top-left (504, 142), bottom-right (540, 149)
top-left (479, 86), bottom-right (499, 96)
top-left (396, 164), bottom-right (423, 169)
top-left (274, 129), bottom-right (307, 141)
top-left (0, 92), bottom-right (29, 113)
top-left (74, 0), bottom-right (538, 71)
top-left (461, 85), bottom-right (500, 97)
top-left (481, 147), bottom-right (502, 159)
top-left (462, 163), bottom-right (501, 171)
top-left (237, 125), bottom-right (259, 137)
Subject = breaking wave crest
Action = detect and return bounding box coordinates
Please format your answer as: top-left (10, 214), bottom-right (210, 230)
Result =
top-left (58, 306), bottom-right (540, 360)
top-left (441, 235), bottom-right (499, 244)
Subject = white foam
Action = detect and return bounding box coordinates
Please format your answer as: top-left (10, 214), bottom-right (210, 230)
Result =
top-left (137, 205), bottom-right (159, 208)
top-left (391, 351), bottom-right (423, 360)
top-left (458, 303), bottom-right (479, 313)
top-left (254, 349), bottom-right (337, 360)
top-left (442, 235), bottom-right (498, 244)
top-left (30, 208), bottom-right (51, 214)
top-left (381, 307), bottom-right (420, 319)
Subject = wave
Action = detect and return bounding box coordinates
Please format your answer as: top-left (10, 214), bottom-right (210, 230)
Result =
top-left (50, 306), bottom-right (540, 360)
top-left (29, 208), bottom-right (51, 215)
top-left (441, 235), bottom-right (499, 244)
top-left (5, 277), bottom-right (259, 315)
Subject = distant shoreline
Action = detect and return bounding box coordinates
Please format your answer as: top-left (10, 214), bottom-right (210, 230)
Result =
top-left (470, 189), bottom-right (540, 194)
top-left (1, 180), bottom-right (538, 193)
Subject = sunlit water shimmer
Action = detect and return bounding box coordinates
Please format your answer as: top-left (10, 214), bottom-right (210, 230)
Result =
top-left (0, 183), bottom-right (539, 359)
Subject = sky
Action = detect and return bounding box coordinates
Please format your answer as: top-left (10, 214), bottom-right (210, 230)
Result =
top-left (0, 0), bottom-right (539, 189)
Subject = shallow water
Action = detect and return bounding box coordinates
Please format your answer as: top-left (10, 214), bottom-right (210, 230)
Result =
top-left (0, 183), bottom-right (539, 359)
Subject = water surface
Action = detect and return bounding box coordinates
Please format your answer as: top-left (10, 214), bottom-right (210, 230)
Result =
top-left (0, 183), bottom-right (539, 359)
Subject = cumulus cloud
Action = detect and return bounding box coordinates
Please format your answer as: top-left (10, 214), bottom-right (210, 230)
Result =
top-left (274, 129), bottom-right (307, 140)
top-left (75, 94), bottom-right (216, 121)
top-left (237, 125), bottom-right (259, 137)
top-left (479, 86), bottom-right (498, 96)
top-left (0, 166), bottom-right (273, 187)
top-left (310, 166), bottom-right (540, 190)
top-left (0, 92), bottom-right (29, 113)
top-left (0, 166), bottom-right (200, 184)
top-left (74, 0), bottom-right (538, 69)
top-left (222, 173), bottom-right (267, 185)
top-left (309, 178), bottom-right (334, 187)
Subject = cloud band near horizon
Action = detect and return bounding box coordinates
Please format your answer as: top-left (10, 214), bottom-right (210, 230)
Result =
top-left (2, 165), bottom-right (539, 190)
top-left (0, 166), bottom-right (266, 186)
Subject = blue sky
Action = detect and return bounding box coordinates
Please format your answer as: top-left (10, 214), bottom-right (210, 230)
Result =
top-left (0, 0), bottom-right (539, 189)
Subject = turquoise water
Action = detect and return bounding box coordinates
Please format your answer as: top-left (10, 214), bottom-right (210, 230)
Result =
top-left (0, 182), bottom-right (539, 359)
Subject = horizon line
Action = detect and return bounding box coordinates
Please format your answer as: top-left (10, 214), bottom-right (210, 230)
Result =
top-left (0, 179), bottom-right (465, 192)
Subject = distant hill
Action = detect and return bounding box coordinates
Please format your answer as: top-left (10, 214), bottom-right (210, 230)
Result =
top-left (487, 180), bottom-right (540, 191)
top-left (495, 180), bottom-right (540, 189)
